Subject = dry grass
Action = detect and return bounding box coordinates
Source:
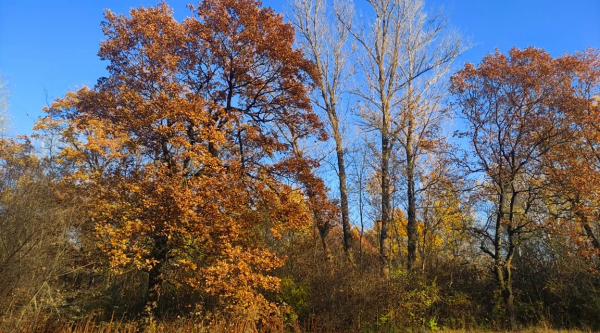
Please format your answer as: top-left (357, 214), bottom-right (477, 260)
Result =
top-left (440, 329), bottom-right (594, 333)
top-left (1, 313), bottom-right (596, 333)
top-left (0, 314), bottom-right (285, 333)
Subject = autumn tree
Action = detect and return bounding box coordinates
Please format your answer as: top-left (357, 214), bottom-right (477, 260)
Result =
top-left (345, 0), bottom-right (463, 273)
top-left (417, 158), bottom-right (472, 273)
top-left (542, 48), bottom-right (600, 264)
top-left (450, 47), bottom-right (583, 330)
top-left (386, 0), bottom-right (463, 271)
top-left (41, 0), bottom-right (324, 323)
top-left (290, 0), bottom-right (354, 256)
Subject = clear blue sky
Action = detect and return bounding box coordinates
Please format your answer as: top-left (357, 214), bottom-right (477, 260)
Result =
top-left (0, 0), bottom-right (598, 135)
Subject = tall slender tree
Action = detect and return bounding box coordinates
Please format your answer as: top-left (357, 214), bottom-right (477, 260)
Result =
top-left (344, 0), bottom-right (463, 273)
top-left (290, 0), bottom-right (354, 256)
top-left (388, 0), bottom-right (463, 270)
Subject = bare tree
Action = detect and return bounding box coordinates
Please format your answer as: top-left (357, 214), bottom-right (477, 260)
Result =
top-left (289, 0), bottom-right (355, 256)
top-left (0, 138), bottom-right (87, 321)
top-left (344, 0), bottom-right (463, 274)
top-left (394, 9), bottom-right (464, 269)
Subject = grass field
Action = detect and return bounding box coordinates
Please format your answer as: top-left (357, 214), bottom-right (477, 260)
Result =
top-left (3, 316), bottom-right (597, 333)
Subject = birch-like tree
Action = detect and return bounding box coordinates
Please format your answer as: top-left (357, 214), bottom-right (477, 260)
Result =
top-left (290, 0), bottom-right (354, 255)
top-left (346, 0), bottom-right (463, 273)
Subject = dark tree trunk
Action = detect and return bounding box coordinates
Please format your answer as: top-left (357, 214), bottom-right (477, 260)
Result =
top-left (583, 221), bottom-right (600, 250)
top-left (143, 234), bottom-right (169, 321)
top-left (380, 124), bottom-right (391, 277)
top-left (495, 263), bottom-right (517, 331)
top-left (336, 142), bottom-right (352, 256)
top-left (406, 148), bottom-right (417, 270)
top-left (405, 90), bottom-right (418, 271)
top-left (494, 188), bottom-right (517, 331)
top-left (504, 285), bottom-right (517, 331)
top-left (318, 222), bottom-right (333, 261)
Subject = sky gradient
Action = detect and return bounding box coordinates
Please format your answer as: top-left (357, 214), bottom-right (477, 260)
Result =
top-left (1, 0), bottom-right (598, 135)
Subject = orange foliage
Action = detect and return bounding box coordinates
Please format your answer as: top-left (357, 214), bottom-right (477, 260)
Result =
top-left (543, 48), bottom-right (600, 259)
top-left (38, 0), bottom-right (324, 321)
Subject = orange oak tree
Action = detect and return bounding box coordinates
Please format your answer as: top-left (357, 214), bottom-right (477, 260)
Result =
top-left (450, 47), bottom-right (583, 330)
top-left (40, 0), bottom-right (326, 322)
top-left (543, 48), bottom-right (600, 264)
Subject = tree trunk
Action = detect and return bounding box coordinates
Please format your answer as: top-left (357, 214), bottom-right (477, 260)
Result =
top-left (406, 116), bottom-right (417, 270)
top-left (495, 263), bottom-right (517, 331)
top-left (318, 222), bottom-right (333, 261)
top-left (574, 202), bottom-right (600, 270)
top-left (504, 284), bottom-right (517, 331)
top-left (380, 125), bottom-right (391, 277)
top-left (333, 128), bottom-right (352, 257)
top-left (494, 188), bottom-right (517, 331)
top-left (406, 160), bottom-right (417, 270)
top-left (143, 234), bottom-right (169, 321)
top-left (583, 221), bottom-right (600, 250)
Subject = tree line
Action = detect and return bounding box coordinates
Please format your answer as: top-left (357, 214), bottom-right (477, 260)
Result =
top-left (1, 0), bottom-right (599, 331)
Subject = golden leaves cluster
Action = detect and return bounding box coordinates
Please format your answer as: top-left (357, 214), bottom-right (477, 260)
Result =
top-left (40, 0), bottom-right (323, 317)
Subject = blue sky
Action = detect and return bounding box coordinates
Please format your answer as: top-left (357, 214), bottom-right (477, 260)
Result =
top-left (0, 0), bottom-right (598, 135)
